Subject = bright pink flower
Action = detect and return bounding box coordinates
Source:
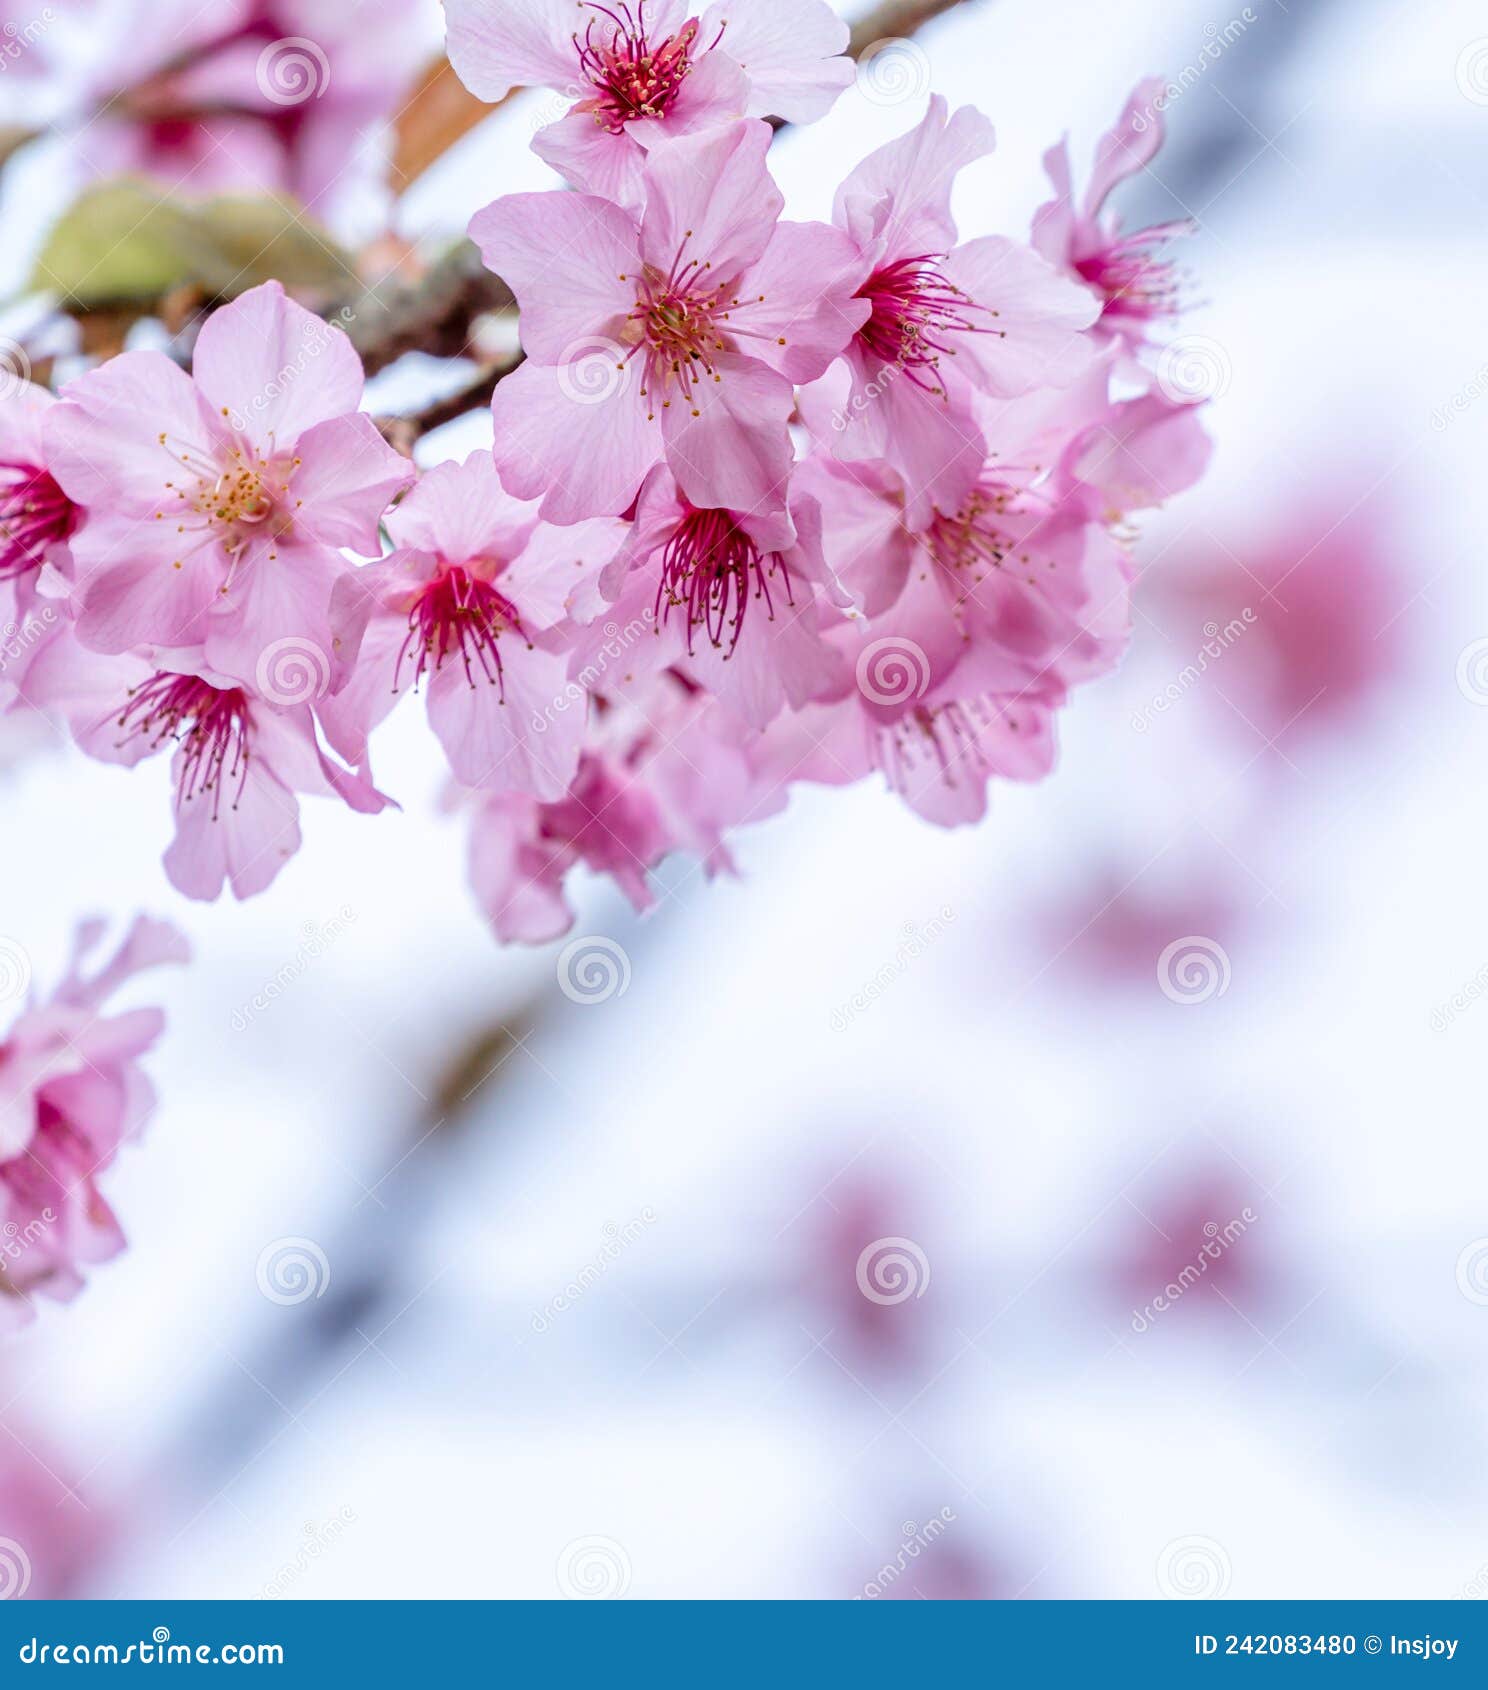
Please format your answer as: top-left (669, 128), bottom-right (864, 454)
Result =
top-left (27, 634), bottom-right (389, 901)
top-left (463, 673), bottom-right (780, 941)
top-left (814, 97), bottom-right (1100, 524)
top-left (322, 452), bottom-right (624, 798)
top-left (46, 281), bottom-right (411, 693)
top-left (471, 119), bottom-right (868, 523)
top-left (446, 0), bottom-right (852, 204)
top-left (576, 465), bottom-right (848, 729)
top-left (1032, 77), bottom-right (1191, 352)
top-left (0, 915), bottom-right (187, 1326)
top-left (0, 381), bottom-right (75, 611)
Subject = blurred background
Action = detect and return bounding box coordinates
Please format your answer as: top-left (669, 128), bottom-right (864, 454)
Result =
top-left (1, 0), bottom-right (1486, 1600)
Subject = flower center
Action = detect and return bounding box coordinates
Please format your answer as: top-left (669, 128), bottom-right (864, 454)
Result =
top-left (1075, 230), bottom-right (1180, 323)
top-left (397, 565), bottom-right (526, 698)
top-left (656, 507), bottom-right (791, 658)
top-left (854, 254), bottom-right (1000, 396)
top-left (115, 672), bottom-right (251, 817)
top-left (157, 432), bottom-right (300, 565)
top-left (0, 462), bottom-right (73, 581)
top-left (572, 3), bottom-right (720, 132)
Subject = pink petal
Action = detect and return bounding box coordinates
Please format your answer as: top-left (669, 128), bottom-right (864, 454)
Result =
top-left (833, 97), bottom-right (995, 259)
top-left (289, 412), bottom-right (413, 552)
top-left (444, 0), bottom-right (586, 100)
top-left (941, 235), bottom-right (1099, 397)
top-left (640, 120), bottom-right (782, 282)
top-left (659, 356), bottom-right (794, 516)
top-left (701, 0), bottom-right (853, 122)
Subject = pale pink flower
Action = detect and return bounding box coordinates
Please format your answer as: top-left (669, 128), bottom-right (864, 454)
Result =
top-left (1032, 77), bottom-right (1191, 352)
top-left (0, 1431), bottom-right (109, 1596)
top-left (322, 451), bottom-right (624, 798)
top-left (463, 673), bottom-right (779, 941)
top-left (576, 466), bottom-right (848, 729)
top-left (814, 97), bottom-right (1100, 524)
top-left (445, 0), bottom-right (852, 204)
top-left (46, 281), bottom-right (411, 692)
top-left (27, 634), bottom-right (389, 902)
top-left (0, 915), bottom-right (187, 1327)
top-left (471, 119), bottom-right (868, 523)
top-left (63, 0), bottom-right (428, 209)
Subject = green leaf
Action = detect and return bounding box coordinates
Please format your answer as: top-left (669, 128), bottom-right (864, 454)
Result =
top-left (31, 181), bottom-right (357, 308)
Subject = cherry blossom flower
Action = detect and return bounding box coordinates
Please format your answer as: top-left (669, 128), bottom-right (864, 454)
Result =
top-left (0, 380), bottom-right (75, 614)
top-left (45, 281), bottom-right (412, 693)
top-left (27, 634), bottom-right (390, 901)
top-left (463, 673), bottom-right (780, 941)
top-left (471, 118), bottom-right (868, 523)
top-left (574, 465), bottom-right (848, 729)
top-left (322, 451), bottom-right (625, 797)
top-left (57, 0), bottom-right (428, 210)
top-left (1032, 77), bottom-right (1192, 355)
top-left (812, 96), bottom-right (1101, 524)
top-left (0, 915), bottom-right (187, 1327)
top-left (445, 0), bottom-right (853, 204)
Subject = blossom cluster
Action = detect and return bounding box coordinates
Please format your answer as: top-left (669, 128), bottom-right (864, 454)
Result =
top-left (3, 5), bottom-right (1214, 950)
